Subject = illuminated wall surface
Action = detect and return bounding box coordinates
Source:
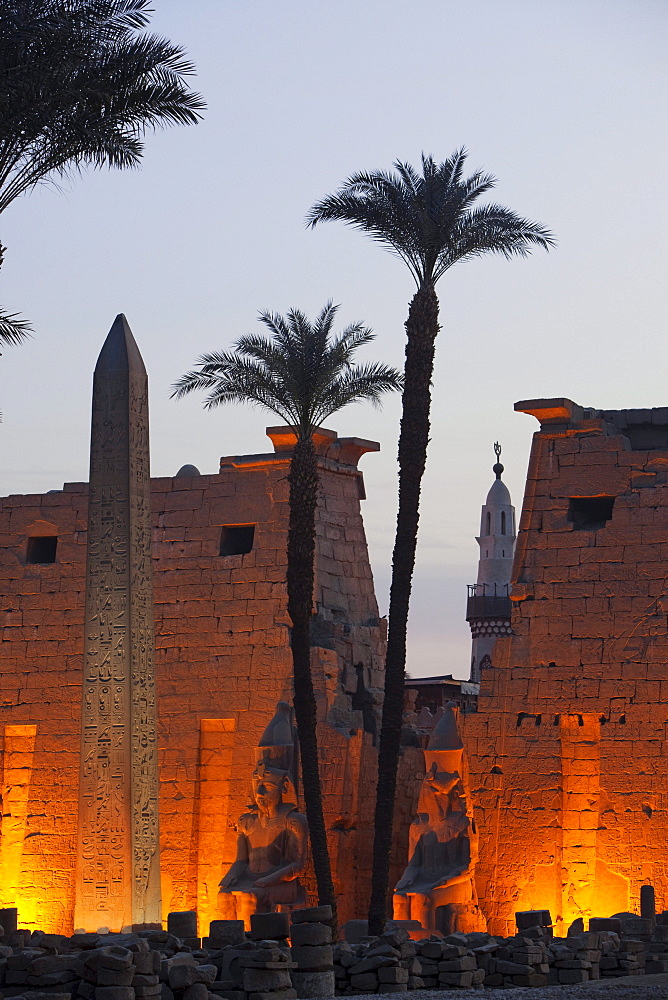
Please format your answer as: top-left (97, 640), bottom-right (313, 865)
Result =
top-left (3, 401), bottom-right (667, 938)
top-left (462, 399), bottom-right (668, 937)
top-left (0, 429), bottom-right (383, 934)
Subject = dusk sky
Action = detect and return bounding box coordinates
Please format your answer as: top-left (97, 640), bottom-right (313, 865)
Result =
top-left (1, 0), bottom-right (666, 677)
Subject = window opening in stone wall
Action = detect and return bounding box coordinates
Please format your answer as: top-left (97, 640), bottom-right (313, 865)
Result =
top-left (26, 536), bottom-right (57, 564)
top-left (501, 511), bottom-right (506, 534)
top-left (219, 524), bottom-right (255, 557)
top-left (486, 511), bottom-right (491, 535)
top-left (568, 496), bottom-right (615, 530)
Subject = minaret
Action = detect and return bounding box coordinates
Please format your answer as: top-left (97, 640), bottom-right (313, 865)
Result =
top-left (75, 315), bottom-right (161, 931)
top-left (466, 443), bottom-right (516, 682)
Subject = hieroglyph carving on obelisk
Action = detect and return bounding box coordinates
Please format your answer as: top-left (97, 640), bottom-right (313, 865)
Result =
top-left (74, 315), bottom-right (161, 931)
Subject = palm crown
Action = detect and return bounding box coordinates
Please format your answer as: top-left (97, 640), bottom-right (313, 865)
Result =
top-left (0, 0), bottom-right (205, 211)
top-left (171, 302), bottom-right (402, 436)
top-left (307, 149), bottom-right (555, 286)
top-left (0, 0), bottom-right (205, 350)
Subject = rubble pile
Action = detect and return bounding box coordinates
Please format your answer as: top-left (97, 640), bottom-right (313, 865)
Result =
top-left (1, 906), bottom-right (668, 999)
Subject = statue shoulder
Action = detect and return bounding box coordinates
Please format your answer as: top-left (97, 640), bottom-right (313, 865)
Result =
top-left (238, 811), bottom-right (259, 833)
top-left (285, 808), bottom-right (308, 832)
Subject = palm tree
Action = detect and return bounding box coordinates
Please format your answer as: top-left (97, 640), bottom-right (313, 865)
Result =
top-left (0, 0), bottom-right (205, 347)
top-left (307, 150), bottom-right (555, 934)
top-left (172, 303), bottom-right (401, 926)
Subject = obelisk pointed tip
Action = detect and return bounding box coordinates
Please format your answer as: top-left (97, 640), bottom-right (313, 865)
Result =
top-left (95, 313), bottom-right (146, 376)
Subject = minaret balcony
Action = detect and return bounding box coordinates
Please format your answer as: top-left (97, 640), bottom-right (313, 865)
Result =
top-left (466, 583), bottom-right (512, 622)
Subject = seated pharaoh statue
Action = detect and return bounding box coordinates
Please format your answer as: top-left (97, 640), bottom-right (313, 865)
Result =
top-left (219, 702), bottom-right (308, 928)
top-left (393, 702), bottom-right (486, 935)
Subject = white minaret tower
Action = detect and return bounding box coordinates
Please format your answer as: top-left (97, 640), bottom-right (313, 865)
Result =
top-left (467, 443), bottom-right (516, 682)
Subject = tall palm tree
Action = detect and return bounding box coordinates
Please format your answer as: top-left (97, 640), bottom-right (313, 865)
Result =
top-left (0, 0), bottom-right (205, 346)
top-left (172, 303), bottom-right (401, 925)
top-left (307, 150), bottom-right (555, 933)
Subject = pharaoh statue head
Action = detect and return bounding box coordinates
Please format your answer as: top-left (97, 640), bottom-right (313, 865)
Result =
top-left (251, 701), bottom-right (297, 808)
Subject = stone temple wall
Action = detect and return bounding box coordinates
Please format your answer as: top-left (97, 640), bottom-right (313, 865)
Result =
top-left (0, 428), bottom-right (385, 934)
top-left (462, 398), bottom-right (668, 937)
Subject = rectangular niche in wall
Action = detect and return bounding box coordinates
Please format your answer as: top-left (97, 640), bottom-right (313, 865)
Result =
top-left (568, 496), bottom-right (615, 531)
top-left (219, 524), bottom-right (255, 557)
top-left (26, 536), bottom-right (57, 564)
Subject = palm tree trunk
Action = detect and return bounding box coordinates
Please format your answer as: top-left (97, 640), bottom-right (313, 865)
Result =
top-left (287, 434), bottom-right (338, 928)
top-left (368, 282), bottom-right (440, 936)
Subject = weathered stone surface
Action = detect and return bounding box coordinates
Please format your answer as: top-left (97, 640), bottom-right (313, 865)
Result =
top-left (438, 970), bottom-right (474, 987)
top-left (460, 399), bottom-right (668, 937)
top-left (98, 967), bottom-right (135, 986)
top-left (249, 913), bottom-right (290, 942)
top-left (133, 975), bottom-right (159, 987)
top-left (290, 970), bottom-right (335, 999)
top-left (0, 408), bottom-right (384, 932)
top-left (290, 906), bottom-right (333, 924)
top-left (168, 964), bottom-right (217, 990)
top-left (289, 945), bottom-right (332, 971)
top-left (98, 948), bottom-right (135, 972)
top-left (377, 966), bottom-right (408, 984)
top-left (393, 705), bottom-right (486, 935)
top-left (182, 984), bottom-right (208, 1000)
top-left (74, 315), bottom-right (160, 932)
top-left (95, 987), bottom-right (135, 1000)
top-left (242, 968), bottom-right (292, 991)
top-left (207, 922), bottom-right (245, 948)
top-left (30, 955), bottom-right (79, 975)
top-left (167, 912), bottom-right (197, 939)
top-left (349, 972), bottom-right (378, 990)
top-left (288, 923), bottom-right (331, 947)
top-left (133, 953), bottom-right (161, 976)
top-left (438, 955), bottom-right (476, 972)
top-left (247, 990), bottom-right (297, 1000)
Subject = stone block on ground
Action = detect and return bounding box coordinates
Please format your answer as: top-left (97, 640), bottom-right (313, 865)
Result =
top-left (207, 922), bottom-right (245, 949)
top-left (247, 990), bottom-right (297, 1000)
top-left (340, 920), bottom-right (367, 945)
top-left (377, 966), bottom-right (408, 984)
top-left (291, 969), bottom-right (335, 999)
top-left (289, 946), bottom-right (332, 971)
top-left (95, 987), bottom-right (135, 1000)
top-left (289, 924), bottom-right (331, 947)
top-left (289, 907), bottom-right (332, 925)
top-left (250, 914), bottom-right (290, 942)
top-left (350, 972), bottom-right (378, 991)
top-left (242, 969), bottom-right (292, 992)
top-left (438, 955), bottom-right (476, 972)
top-left (559, 968), bottom-right (590, 983)
top-left (590, 918), bottom-right (622, 934)
top-left (438, 970), bottom-right (474, 987)
top-left (133, 953), bottom-right (161, 976)
top-left (97, 967), bottom-right (135, 986)
top-left (0, 909), bottom-right (18, 935)
top-left (182, 984), bottom-right (208, 1000)
top-left (515, 909), bottom-right (551, 931)
top-left (167, 913), bottom-right (197, 940)
top-left (168, 964), bottom-right (216, 991)
top-left (98, 948), bottom-right (135, 972)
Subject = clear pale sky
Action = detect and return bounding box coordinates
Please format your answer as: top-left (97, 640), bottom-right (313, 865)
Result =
top-left (1, 0), bottom-right (666, 677)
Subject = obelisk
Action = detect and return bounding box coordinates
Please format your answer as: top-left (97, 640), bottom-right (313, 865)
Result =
top-left (74, 315), bottom-right (161, 931)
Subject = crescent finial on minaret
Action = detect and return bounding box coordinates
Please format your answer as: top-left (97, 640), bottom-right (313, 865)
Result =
top-left (493, 441), bottom-right (504, 479)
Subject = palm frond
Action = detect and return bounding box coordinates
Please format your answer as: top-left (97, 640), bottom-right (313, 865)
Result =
top-left (172, 305), bottom-right (402, 438)
top-left (0, 0), bottom-right (205, 211)
top-left (0, 306), bottom-right (32, 348)
top-left (308, 149), bottom-right (554, 286)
